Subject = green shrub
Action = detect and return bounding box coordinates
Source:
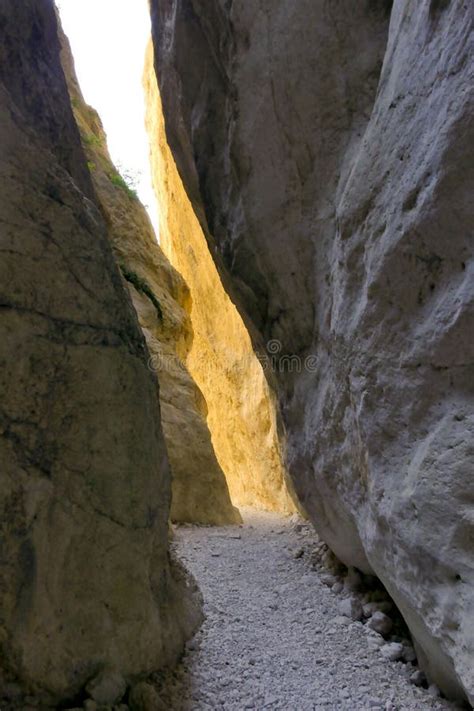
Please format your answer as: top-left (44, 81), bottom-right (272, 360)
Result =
top-left (109, 172), bottom-right (138, 200)
top-left (83, 133), bottom-right (102, 148)
top-left (119, 265), bottom-right (163, 320)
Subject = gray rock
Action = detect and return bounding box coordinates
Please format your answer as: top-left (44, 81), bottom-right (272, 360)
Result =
top-left (320, 574), bottom-right (338, 588)
top-left (363, 602), bottom-right (393, 617)
top-left (367, 635), bottom-right (385, 652)
top-left (409, 670), bottom-right (427, 687)
top-left (367, 612), bottom-right (393, 636)
top-left (128, 682), bottom-right (161, 711)
top-left (380, 643), bottom-right (404, 662)
top-left (152, 0), bottom-right (474, 701)
top-left (86, 669), bottom-right (126, 705)
top-left (428, 684), bottom-right (441, 698)
top-left (338, 597), bottom-right (364, 621)
top-left (402, 645), bottom-right (417, 664)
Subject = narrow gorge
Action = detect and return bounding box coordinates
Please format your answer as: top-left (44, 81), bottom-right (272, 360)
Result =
top-left (0, 0), bottom-right (472, 709)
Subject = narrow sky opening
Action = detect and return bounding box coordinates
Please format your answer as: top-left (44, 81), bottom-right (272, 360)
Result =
top-left (57, 0), bottom-right (159, 235)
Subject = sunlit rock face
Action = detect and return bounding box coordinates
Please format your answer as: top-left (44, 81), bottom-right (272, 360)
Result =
top-left (144, 45), bottom-right (296, 515)
top-left (59, 29), bottom-right (239, 527)
top-left (0, 1), bottom-right (200, 704)
top-left (150, 0), bottom-right (474, 702)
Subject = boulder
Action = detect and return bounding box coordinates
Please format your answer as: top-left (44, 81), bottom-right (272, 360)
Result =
top-left (149, 0), bottom-right (474, 702)
top-left (0, 1), bottom-right (201, 703)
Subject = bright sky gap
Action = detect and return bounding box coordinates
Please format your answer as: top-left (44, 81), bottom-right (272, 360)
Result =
top-left (57, 0), bottom-right (160, 235)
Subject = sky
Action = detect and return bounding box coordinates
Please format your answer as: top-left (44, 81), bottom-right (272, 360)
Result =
top-left (57, 0), bottom-right (160, 234)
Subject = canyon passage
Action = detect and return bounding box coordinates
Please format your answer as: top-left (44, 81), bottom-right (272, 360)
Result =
top-left (0, 0), bottom-right (473, 710)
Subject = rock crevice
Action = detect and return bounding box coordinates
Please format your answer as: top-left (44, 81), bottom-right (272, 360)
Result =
top-left (59, 22), bottom-right (240, 527)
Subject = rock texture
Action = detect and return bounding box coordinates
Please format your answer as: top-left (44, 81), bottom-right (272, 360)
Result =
top-left (0, 1), bottom-right (200, 705)
top-left (150, 0), bottom-right (474, 703)
top-left (144, 44), bottom-right (296, 515)
top-left (59, 27), bottom-right (239, 526)
top-left (152, 512), bottom-right (457, 711)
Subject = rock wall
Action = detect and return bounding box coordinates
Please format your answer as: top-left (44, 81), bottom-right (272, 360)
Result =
top-left (0, 1), bottom-right (200, 705)
top-left (150, 0), bottom-right (474, 703)
top-left (143, 44), bottom-right (296, 514)
top-left (59, 28), bottom-right (240, 526)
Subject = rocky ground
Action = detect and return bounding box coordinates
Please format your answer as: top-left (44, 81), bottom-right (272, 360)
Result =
top-left (149, 510), bottom-right (466, 711)
top-left (53, 510), bottom-right (469, 711)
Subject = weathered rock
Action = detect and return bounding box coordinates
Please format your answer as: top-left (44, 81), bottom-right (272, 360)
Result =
top-left (363, 602), bottom-right (393, 618)
top-left (402, 645), bottom-right (417, 664)
top-left (338, 597), bottom-right (364, 622)
top-left (320, 574), bottom-right (338, 588)
top-left (410, 670), bottom-right (427, 688)
top-left (128, 681), bottom-right (161, 711)
top-left (344, 568), bottom-right (364, 593)
top-left (0, 1), bottom-right (200, 704)
top-left (367, 612), bottom-right (394, 637)
top-left (366, 633), bottom-right (385, 651)
top-left (85, 669), bottom-right (126, 705)
top-left (381, 643), bottom-right (405, 663)
top-left (58, 27), bottom-right (239, 526)
top-left (149, 0), bottom-right (474, 702)
top-left (143, 44), bottom-right (296, 515)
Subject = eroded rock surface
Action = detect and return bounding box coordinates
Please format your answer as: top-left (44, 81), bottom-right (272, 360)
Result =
top-left (150, 0), bottom-right (474, 702)
top-left (144, 44), bottom-right (296, 515)
top-left (59, 27), bottom-right (239, 526)
top-left (0, 1), bottom-right (200, 704)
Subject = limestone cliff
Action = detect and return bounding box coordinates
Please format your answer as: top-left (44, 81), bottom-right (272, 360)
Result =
top-left (144, 44), bottom-right (296, 515)
top-left (150, 0), bottom-right (474, 703)
top-left (0, 1), bottom-right (200, 705)
top-left (59, 29), bottom-right (240, 526)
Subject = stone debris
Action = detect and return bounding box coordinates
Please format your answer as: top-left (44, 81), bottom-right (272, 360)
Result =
top-left (410, 670), bottom-right (428, 687)
top-left (85, 669), bottom-right (126, 705)
top-left (128, 681), bottom-right (161, 710)
top-left (402, 645), bottom-right (417, 664)
top-left (364, 601), bottom-right (393, 617)
top-left (380, 643), bottom-right (405, 662)
top-left (149, 511), bottom-right (460, 710)
top-left (367, 611), bottom-right (394, 636)
top-left (339, 596), bottom-right (364, 621)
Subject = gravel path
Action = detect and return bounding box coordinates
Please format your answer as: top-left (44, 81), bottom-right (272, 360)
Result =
top-left (154, 510), bottom-right (463, 711)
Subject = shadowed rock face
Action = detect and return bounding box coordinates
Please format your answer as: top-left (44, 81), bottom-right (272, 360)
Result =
top-left (150, 0), bottom-right (474, 702)
top-left (0, 0), bottom-right (200, 704)
top-left (59, 26), bottom-right (240, 527)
